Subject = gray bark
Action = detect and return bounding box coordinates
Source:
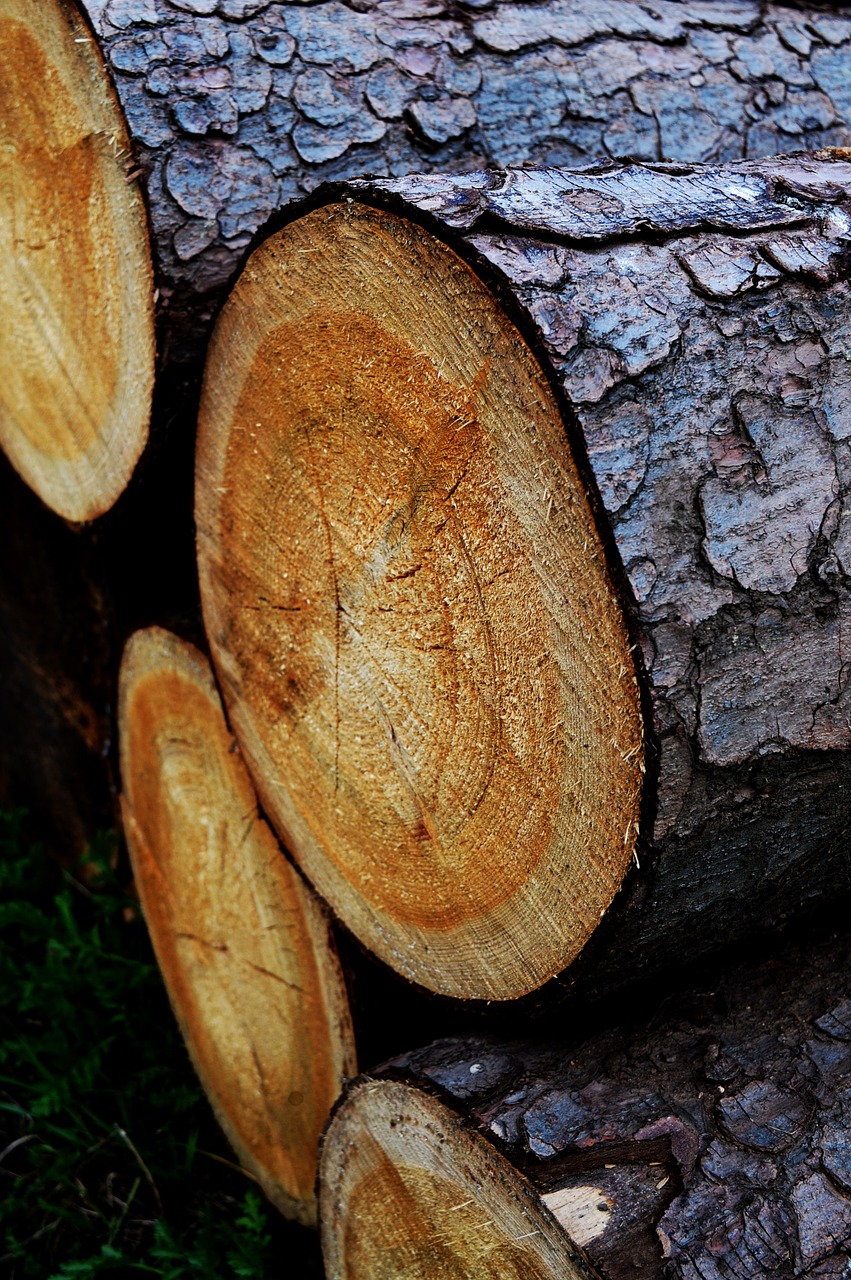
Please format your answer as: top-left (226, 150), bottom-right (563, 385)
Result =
top-left (332, 153), bottom-right (851, 992)
top-left (384, 923), bottom-right (851, 1278)
top-left (82, 0), bottom-right (851, 352)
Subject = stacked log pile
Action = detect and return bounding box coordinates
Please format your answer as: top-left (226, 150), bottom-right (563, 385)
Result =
top-left (5, 1), bottom-right (851, 1275)
top-left (7, 0), bottom-right (851, 848)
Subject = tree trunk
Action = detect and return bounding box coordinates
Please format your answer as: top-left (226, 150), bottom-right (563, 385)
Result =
top-left (320, 921), bottom-right (851, 1279)
top-left (118, 625), bottom-right (356, 1224)
top-left (196, 153), bottom-right (851, 1003)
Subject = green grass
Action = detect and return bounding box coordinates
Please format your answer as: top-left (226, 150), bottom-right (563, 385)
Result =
top-left (0, 811), bottom-right (323, 1278)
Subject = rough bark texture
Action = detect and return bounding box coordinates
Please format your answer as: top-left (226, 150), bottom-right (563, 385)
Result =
top-left (383, 922), bottom-right (851, 1278)
top-left (81, 0), bottom-right (851, 353)
top-left (320, 152), bottom-right (851, 993)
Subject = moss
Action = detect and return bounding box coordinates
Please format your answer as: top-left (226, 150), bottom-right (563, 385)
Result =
top-left (0, 811), bottom-right (321, 1279)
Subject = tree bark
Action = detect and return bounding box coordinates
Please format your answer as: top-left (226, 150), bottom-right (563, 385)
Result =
top-left (83, 0), bottom-right (851, 359)
top-left (321, 922), bottom-right (851, 1279)
top-left (118, 625), bottom-right (356, 1224)
top-left (196, 152), bottom-right (851, 1003)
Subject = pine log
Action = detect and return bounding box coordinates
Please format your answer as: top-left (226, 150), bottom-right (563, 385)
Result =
top-left (118, 626), bottom-right (356, 1223)
top-left (197, 153), bottom-right (851, 1003)
top-left (320, 923), bottom-right (851, 1279)
top-left (83, 0), bottom-right (851, 359)
top-left (0, 0), bottom-right (154, 521)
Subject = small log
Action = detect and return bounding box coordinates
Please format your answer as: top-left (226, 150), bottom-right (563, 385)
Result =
top-left (321, 1078), bottom-right (589, 1280)
top-left (320, 924), bottom-right (851, 1278)
top-left (0, 0), bottom-right (154, 521)
top-left (197, 153), bottom-right (851, 1002)
top-left (118, 625), bottom-right (356, 1223)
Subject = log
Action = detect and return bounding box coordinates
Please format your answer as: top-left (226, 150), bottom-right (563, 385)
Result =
top-left (0, 0), bottom-right (154, 521)
top-left (320, 922), bottom-right (851, 1279)
top-left (118, 625), bottom-right (356, 1223)
top-left (84, 0), bottom-right (851, 359)
top-left (196, 152), bottom-right (851, 1003)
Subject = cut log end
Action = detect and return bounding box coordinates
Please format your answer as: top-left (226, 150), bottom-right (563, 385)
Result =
top-left (196, 200), bottom-right (643, 1002)
top-left (319, 1078), bottom-right (590, 1280)
top-left (118, 626), bottom-right (356, 1224)
top-left (0, 0), bottom-right (154, 522)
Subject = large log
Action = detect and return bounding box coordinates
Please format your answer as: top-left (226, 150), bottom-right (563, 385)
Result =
top-left (320, 921), bottom-right (851, 1278)
top-left (0, 0), bottom-right (154, 521)
top-left (196, 152), bottom-right (851, 1002)
top-left (118, 625), bottom-right (356, 1222)
top-left (84, 0), bottom-right (851, 357)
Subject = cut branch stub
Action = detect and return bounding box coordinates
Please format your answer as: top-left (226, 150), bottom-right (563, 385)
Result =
top-left (118, 626), bottom-right (356, 1225)
top-left (0, 0), bottom-right (154, 521)
top-left (195, 201), bottom-right (643, 1002)
top-left (319, 1077), bottom-right (592, 1280)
